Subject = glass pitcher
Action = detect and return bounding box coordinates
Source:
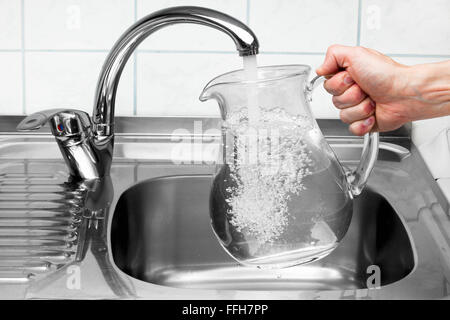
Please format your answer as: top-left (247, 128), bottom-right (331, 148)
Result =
top-left (200, 65), bottom-right (379, 269)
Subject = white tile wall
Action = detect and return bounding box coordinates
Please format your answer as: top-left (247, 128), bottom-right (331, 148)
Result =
top-left (136, 52), bottom-right (242, 116)
top-left (0, 0), bottom-right (449, 139)
top-left (250, 0), bottom-right (359, 53)
top-left (0, 0), bottom-right (21, 49)
top-left (361, 0), bottom-right (450, 55)
top-left (412, 116), bottom-right (450, 147)
top-left (26, 52), bottom-right (133, 115)
top-left (24, 0), bottom-right (134, 50)
top-left (0, 53), bottom-right (22, 114)
top-left (417, 128), bottom-right (450, 179)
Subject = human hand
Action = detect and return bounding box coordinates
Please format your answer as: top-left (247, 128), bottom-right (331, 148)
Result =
top-left (317, 45), bottom-right (450, 135)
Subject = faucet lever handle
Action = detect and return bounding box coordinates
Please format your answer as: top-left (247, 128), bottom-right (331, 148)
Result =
top-left (17, 109), bottom-right (92, 136)
top-left (17, 109), bottom-right (101, 180)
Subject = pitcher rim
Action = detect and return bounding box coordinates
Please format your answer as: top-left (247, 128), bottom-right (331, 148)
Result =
top-left (203, 64), bottom-right (311, 88)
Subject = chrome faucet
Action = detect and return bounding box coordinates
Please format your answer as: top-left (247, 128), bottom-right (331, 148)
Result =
top-left (17, 6), bottom-right (259, 180)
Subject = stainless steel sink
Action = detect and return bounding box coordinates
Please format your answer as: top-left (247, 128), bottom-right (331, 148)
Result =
top-left (0, 116), bottom-right (449, 299)
top-left (111, 175), bottom-right (414, 291)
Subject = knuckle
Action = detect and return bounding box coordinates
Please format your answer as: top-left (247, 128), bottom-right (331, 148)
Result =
top-left (350, 85), bottom-right (365, 101)
top-left (332, 95), bottom-right (342, 107)
top-left (363, 101), bottom-right (375, 115)
top-left (338, 79), bottom-right (349, 91)
top-left (342, 86), bottom-right (364, 106)
top-left (339, 111), bottom-right (351, 124)
top-left (357, 124), bottom-right (367, 136)
top-left (349, 123), bottom-right (366, 136)
top-left (328, 44), bottom-right (340, 53)
top-left (355, 46), bottom-right (367, 55)
top-left (323, 80), bottom-right (333, 92)
top-left (346, 92), bottom-right (358, 104)
top-left (357, 89), bottom-right (366, 101)
top-left (340, 70), bottom-right (350, 82)
top-left (325, 83), bottom-right (339, 96)
top-left (349, 126), bottom-right (358, 135)
top-left (326, 75), bottom-right (349, 96)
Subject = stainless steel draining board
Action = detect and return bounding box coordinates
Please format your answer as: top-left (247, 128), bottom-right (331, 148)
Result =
top-left (0, 160), bottom-right (84, 283)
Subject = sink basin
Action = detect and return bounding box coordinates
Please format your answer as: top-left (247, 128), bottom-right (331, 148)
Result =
top-left (0, 116), bottom-right (447, 299)
top-left (111, 174), bottom-right (415, 291)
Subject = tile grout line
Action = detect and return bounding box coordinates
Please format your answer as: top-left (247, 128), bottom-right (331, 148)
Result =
top-left (246, 0), bottom-right (251, 25)
top-left (133, 53), bottom-right (138, 116)
top-left (133, 0), bottom-right (138, 116)
top-left (21, 0), bottom-right (26, 115)
top-left (260, 51), bottom-right (325, 56)
top-left (22, 49), bottom-right (110, 53)
top-left (137, 49), bottom-right (237, 54)
top-left (2, 48), bottom-right (449, 58)
top-left (356, 0), bottom-right (362, 46)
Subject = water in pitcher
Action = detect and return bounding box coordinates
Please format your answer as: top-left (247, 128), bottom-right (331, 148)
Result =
top-left (209, 106), bottom-right (353, 268)
top-left (204, 60), bottom-right (357, 268)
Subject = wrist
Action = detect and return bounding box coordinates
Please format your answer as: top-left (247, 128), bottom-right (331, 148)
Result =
top-left (404, 61), bottom-right (450, 120)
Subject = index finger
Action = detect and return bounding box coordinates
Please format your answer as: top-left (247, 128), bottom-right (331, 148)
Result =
top-left (316, 44), bottom-right (355, 76)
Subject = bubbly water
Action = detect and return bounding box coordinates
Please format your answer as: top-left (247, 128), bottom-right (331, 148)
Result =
top-left (209, 58), bottom-right (352, 268)
top-left (210, 107), bottom-right (353, 268)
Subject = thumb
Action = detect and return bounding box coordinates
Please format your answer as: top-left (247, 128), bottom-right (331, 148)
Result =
top-left (316, 44), bottom-right (354, 76)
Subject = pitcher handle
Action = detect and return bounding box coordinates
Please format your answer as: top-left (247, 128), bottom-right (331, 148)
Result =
top-left (306, 75), bottom-right (379, 197)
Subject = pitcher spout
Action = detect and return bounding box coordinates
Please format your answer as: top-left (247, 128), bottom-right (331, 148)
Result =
top-left (199, 82), bottom-right (229, 120)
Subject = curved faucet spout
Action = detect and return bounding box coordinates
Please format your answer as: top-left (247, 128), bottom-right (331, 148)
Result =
top-left (17, 7), bottom-right (259, 180)
top-left (93, 6), bottom-right (259, 139)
